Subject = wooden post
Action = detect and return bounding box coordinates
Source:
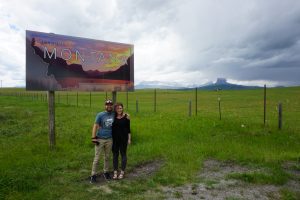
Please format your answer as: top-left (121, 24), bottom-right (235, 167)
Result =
top-left (218, 97), bottom-right (221, 120)
top-left (48, 91), bottom-right (55, 150)
top-left (278, 102), bottom-right (282, 130)
top-left (112, 91), bottom-right (117, 104)
top-left (154, 89), bottom-right (157, 112)
top-left (195, 87), bottom-right (198, 116)
top-left (89, 92), bottom-right (92, 107)
top-left (77, 92), bottom-right (78, 107)
top-left (188, 100), bottom-right (192, 117)
top-left (136, 98), bottom-right (139, 113)
top-left (126, 90), bottom-right (129, 111)
top-left (264, 84), bottom-right (266, 126)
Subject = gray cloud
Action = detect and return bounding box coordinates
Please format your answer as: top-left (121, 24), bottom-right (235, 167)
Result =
top-left (0, 0), bottom-right (300, 87)
top-left (169, 0), bottom-right (300, 85)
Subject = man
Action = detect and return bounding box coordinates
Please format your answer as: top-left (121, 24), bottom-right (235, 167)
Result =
top-left (90, 99), bottom-right (114, 183)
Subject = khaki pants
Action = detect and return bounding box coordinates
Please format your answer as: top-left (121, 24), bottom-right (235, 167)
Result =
top-left (91, 138), bottom-right (112, 176)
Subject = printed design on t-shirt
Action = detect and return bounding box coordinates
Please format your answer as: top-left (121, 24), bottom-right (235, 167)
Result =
top-left (104, 117), bottom-right (113, 128)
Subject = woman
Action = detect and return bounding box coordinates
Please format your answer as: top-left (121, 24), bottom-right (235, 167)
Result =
top-left (112, 103), bottom-right (131, 179)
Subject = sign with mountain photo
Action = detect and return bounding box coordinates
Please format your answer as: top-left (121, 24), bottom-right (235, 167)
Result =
top-left (26, 30), bottom-right (134, 91)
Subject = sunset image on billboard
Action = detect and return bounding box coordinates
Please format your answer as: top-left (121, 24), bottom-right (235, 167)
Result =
top-left (26, 30), bottom-right (134, 91)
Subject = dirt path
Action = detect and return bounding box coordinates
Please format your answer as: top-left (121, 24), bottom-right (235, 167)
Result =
top-left (84, 159), bottom-right (299, 199)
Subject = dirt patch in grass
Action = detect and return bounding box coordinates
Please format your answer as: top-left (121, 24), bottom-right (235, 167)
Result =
top-left (126, 160), bottom-right (164, 179)
top-left (163, 159), bottom-right (300, 200)
top-left (84, 160), bottom-right (164, 185)
top-left (282, 161), bottom-right (300, 179)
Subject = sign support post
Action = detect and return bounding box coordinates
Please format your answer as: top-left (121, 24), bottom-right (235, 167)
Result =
top-left (48, 91), bottom-right (55, 150)
top-left (112, 91), bottom-right (117, 104)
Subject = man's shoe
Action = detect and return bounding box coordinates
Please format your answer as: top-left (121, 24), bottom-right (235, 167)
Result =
top-left (103, 172), bottom-right (111, 180)
top-left (90, 175), bottom-right (97, 183)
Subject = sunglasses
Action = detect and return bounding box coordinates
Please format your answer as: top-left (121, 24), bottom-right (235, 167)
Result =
top-left (105, 100), bottom-right (113, 105)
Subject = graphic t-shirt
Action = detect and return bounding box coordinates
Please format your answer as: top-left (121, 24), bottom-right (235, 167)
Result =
top-left (95, 111), bottom-right (115, 139)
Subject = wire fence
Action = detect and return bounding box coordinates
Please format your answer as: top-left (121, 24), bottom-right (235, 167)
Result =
top-left (1, 87), bottom-right (300, 131)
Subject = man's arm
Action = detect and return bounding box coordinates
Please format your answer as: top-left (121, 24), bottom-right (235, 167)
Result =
top-left (92, 123), bottom-right (100, 143)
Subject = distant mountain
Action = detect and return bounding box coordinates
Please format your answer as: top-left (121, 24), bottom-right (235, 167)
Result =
top-left (135, 78), bottom-right (263, 90)
top-left (198, 78), bottom-right (261, 90)
top-left (215, 78), bottom-right (227, 85)
top-left (135, 81), bottom-right (188, 89)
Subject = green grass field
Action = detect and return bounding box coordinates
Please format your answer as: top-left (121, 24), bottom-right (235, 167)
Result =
top-left (0, 87), bottom-right (300, 199)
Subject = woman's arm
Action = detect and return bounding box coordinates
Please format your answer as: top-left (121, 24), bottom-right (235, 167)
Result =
top-left (128, 133), bottom-right (131, 144)
top-left (127, 119), bottom-right (131, 144)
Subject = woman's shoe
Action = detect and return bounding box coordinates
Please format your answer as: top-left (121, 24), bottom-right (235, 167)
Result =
top-left (118, 171), bottom-right (125, 179)
top-left (113, 171), bottom-right (118, 180)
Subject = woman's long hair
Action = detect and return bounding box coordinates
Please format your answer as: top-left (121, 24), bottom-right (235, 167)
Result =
top-left (114, 102), bottom-right (124, 118)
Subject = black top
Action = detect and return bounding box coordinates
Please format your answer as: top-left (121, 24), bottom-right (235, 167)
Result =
top-left (112, 114), bottom-right (130, 142)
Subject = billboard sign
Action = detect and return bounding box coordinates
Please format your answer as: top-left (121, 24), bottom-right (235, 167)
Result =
top-left (26, 30), bottom-right (134, 91)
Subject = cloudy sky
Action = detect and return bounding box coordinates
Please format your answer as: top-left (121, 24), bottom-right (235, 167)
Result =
top-left (1, 0), bottom-right (300, 87)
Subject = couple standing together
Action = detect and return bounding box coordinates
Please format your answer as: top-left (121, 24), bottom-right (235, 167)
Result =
top-left (90, 99), bottom-right (131, 183)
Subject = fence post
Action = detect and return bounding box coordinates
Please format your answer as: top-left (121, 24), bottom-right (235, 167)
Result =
top-left (188, 100), bottom-right (192, 117)
top-left (264, 84), bottom-right (266, 126)
top-left (90, 92), bottom-right (92, 107)
top-left (48, 91), bottom-right (55, 150)
top-left (195, 87), bottom-right (198, 116)
top-left (154, 89), bottom-right (157, 112)
top-left (77, 92), bottom-right (78, 107)
top-left (126, 90), bottom-right (129, 111)
top-left (278, 102), bottom-right (282, 130)
top-left (218, 97), bottom-right (221, 120)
